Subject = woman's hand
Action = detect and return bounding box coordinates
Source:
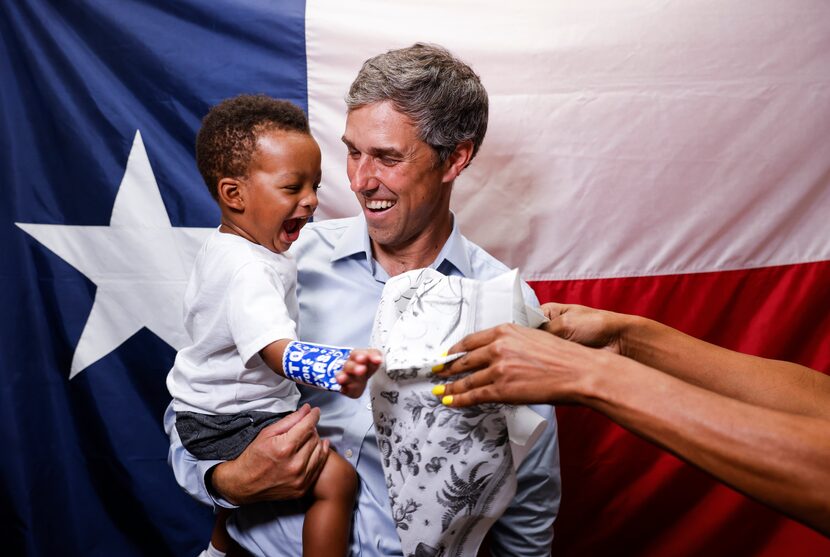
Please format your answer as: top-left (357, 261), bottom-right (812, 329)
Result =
top-left (433, 323), bottom-right (611, 408)
top-left (542, 302), bottom-right (631, 355)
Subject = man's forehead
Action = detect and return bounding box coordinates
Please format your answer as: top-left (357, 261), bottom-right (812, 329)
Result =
top-left (342, 102), bottom-right (424, 151)
top-left (345, 102), bottom-right (415, 131)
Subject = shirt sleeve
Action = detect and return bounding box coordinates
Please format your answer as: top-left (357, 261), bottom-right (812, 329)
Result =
top-left (227, 261), bottom-right (298, 366)
top-left (164, 403), bottom-right (238, 512)
top-left (488, 403), bottom-right (561, 556)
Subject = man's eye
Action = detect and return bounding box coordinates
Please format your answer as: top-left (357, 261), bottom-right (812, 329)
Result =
top-left (348, 150), bottom-right (360, 158)
top-left (379, 157), bottom-right (398, 166)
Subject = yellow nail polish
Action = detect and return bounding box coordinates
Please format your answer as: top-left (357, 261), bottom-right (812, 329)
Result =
top-left (431, 351), bottom-right (449, 373)
top-left (432, 385), bottom-right (445, 396)
top-left (442, 395), bottom-right (454, 406)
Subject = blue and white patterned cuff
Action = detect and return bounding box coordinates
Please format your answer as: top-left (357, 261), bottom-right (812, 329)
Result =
top-left (282, 341), bottom-right (352, 391)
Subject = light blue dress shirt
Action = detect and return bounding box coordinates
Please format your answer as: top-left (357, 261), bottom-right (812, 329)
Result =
top-left (164, 215), bottom-right (561, 556)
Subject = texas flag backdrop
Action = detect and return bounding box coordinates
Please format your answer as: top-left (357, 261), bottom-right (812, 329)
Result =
top-left (2, 1), bottom-right (829, 556)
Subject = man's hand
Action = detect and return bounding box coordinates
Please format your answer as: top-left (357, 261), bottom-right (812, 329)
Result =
top-left (434, 323), bottom-right (610, 408)
top-left (210, 404), bottom-right (330, 505)
top-left (336, 349), bottom-right (383, 398)
top-left (542, 302), bottom-right (629, 355)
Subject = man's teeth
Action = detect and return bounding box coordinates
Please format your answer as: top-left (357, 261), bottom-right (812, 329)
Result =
top-left (366, 199), bottom-right (396, 210)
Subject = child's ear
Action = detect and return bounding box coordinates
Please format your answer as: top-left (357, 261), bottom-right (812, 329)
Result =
top-left (217, 177), bottom-right (245, 211)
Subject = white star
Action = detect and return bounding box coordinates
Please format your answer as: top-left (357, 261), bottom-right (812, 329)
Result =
top-left (16, 131), bottom-right (214, 378)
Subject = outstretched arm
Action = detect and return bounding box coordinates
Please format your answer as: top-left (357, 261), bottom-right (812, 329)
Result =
top-left (436, 323), bottom-right (830, 536)
top-left (543, 303), bottom-right (830, 419)
top-left (260, 340), bottom-right (382, 398)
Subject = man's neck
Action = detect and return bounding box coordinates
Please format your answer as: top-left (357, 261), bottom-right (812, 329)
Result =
top-left (372, 214), bottom-right (453, 277)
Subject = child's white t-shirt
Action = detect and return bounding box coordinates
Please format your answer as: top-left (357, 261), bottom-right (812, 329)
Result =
top-left (167, 229), bottom-right (301, 415)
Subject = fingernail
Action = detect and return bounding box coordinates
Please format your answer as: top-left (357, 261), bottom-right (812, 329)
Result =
top-left (431, 351), bottom-right (449, 373)
top-left (431, 384), bottom-right (445, 396)
top-left (441, 395), bottom-right (453, 406)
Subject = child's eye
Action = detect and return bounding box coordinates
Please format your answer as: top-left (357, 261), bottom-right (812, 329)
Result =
top-left (313, 183), bottom-right (322, 192)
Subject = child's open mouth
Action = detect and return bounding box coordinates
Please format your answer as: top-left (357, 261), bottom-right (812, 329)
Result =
top-left (281, 217), bottom-right (307, 242)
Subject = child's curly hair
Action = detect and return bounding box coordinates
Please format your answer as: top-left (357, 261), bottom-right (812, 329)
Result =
top-left (196, 94), bottom-right (310, 199)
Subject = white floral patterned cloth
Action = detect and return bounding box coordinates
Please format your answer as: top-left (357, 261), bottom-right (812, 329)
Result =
top-left (369, 268), bottom-right (547, 557)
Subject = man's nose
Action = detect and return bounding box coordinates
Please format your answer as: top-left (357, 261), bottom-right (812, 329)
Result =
top-left (349, 155), bottom-right (376, 193)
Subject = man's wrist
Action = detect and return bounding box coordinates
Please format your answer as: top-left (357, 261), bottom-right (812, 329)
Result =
top-left (205, 464), bottom-right (221, 499)
top-left (210, 461), bottom-right (243, 506)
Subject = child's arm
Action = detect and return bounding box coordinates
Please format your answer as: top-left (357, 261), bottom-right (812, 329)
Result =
top-left (259, 339), bottom-right (292, 376)
top-left (260, 340), bottom-right (382, 399)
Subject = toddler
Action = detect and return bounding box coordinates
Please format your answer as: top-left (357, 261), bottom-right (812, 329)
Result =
top-left (167, 94), bottom-right (380, 557)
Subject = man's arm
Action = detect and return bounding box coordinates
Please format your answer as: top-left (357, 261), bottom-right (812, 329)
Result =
top-left (165, 403), bottom-right (231, 509)
top-left (488, 404), bottom-right (560, 556)
top-left (165, 402), bottom-right (330, 507)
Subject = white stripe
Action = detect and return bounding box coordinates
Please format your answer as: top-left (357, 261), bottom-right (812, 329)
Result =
top-left (306, 0), bottom-right (830, 280)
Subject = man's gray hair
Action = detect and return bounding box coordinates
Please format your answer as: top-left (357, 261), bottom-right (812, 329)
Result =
top-left (346, 43), bottom-right (489, 164)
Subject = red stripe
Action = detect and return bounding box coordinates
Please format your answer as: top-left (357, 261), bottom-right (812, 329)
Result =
top-left (529, 260), bottom-right (830, 556)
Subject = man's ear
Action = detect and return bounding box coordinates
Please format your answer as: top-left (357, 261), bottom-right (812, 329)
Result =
top-left (441, 140), bottom-right (474, 183)
top-left (217, 177), bottom-right (245, 211)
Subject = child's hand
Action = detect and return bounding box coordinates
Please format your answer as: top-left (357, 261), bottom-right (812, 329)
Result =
top-left (336, 349), bottom-right (382, 398)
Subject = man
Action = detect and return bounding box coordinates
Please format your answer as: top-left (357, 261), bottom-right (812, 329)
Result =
top-left (165, 43), bottom-right (561, 556)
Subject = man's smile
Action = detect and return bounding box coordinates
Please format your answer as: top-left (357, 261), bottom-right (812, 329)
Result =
top-left (365, 199), bottom-right (397, 211)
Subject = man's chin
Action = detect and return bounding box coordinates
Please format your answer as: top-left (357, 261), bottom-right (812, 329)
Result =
top-left (366, 224), bottom-right (400, 250)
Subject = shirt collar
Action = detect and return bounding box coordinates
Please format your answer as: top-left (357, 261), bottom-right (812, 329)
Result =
top-left (329, 212), bottom-right (473, 278)
top-left (330, 214), bottom-right (372, 263)
top-left (432, 214), bottom-right (472, 277)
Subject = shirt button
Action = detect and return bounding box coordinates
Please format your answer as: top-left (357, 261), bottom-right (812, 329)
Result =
top-left (344, 449), bottom-right (354, 458)
top-left (366, 402), bottom-right (372, 410)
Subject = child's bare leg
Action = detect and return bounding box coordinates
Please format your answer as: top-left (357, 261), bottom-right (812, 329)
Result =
top-left (206, 508), bottom-right (243, 557)
top-left (302, 450), bottom-right (358, 557)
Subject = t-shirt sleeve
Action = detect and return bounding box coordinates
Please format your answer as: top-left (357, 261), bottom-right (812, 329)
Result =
top-left (226, 261), bottom-right (298, 366)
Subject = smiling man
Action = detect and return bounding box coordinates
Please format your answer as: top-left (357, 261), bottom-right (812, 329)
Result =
top-left (340, 99), bottom-right (460, 276)
top-left (167, 43), bottom-right (561, 556)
